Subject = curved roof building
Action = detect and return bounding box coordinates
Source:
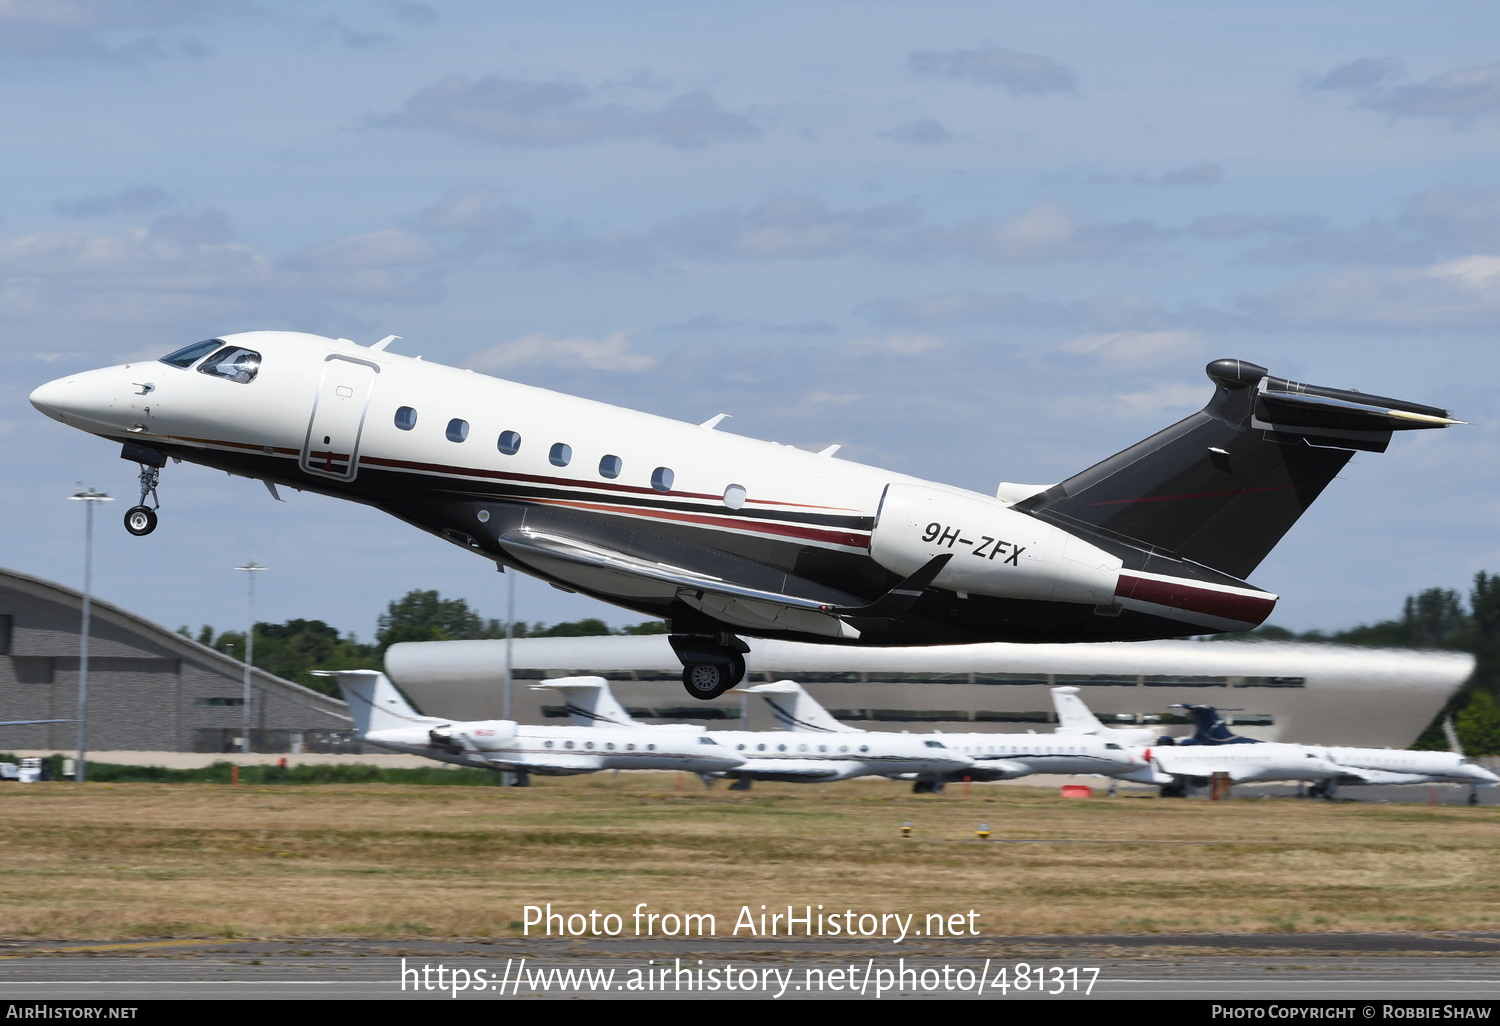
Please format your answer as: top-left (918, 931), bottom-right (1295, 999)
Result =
top-left (387, 634), bottom-right (1473, 747)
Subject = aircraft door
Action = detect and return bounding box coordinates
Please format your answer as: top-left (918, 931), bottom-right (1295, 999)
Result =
top-left (301, 355), bottom-right (379, 481)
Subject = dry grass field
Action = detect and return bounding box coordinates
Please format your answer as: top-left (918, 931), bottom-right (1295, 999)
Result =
top-left (0, 775), bottom-right (1495, 942)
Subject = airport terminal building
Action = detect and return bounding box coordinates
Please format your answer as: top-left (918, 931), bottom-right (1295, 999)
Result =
top-left (388, 634), bottom-right (1475, 748)
top-left (0, 567), bottom-right (349, 753)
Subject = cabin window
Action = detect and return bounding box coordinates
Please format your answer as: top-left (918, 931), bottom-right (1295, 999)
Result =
top-left (723, 483), bottom-right (747, 509)
top-left (544, 740), bottom-right (554, 749)
top-left (446, 418), bottom-right (469, 443)
top-left (564, 740), bottom-right (574, 750)
top-left (584, 741), bottom-right (594, 750)
top-left (395, 407), bottom-right (418, 431)
top-left (497, 430), bottom-right (521, 455)
top-left (197, 347), bottom-right (261, 384)
top-left (651, 466), bottom-right (674, 492)
top-left (599, 454), bottom-right (622, 479)
top-left (550, 443), bottom-right (572, 467)
top-left (160, 339), bottom-right (224, 368)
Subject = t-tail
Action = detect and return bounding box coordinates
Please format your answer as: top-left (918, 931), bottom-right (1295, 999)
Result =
top-left (529, 676), bottom-right (641, 727)
top-left (1013, 359), bottom-right (1458, 626)
top-left (317, 669), bottom-right (434, 736)
top-left (1172, 703), bottom-right (1257, 746)
top-left (1052, 685), bottom-right (1109, 734)
top-left (737, 681), bottom-right (864, 733)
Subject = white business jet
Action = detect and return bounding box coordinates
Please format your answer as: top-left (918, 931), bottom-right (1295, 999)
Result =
top-left (1166, 703), bottom-right (1499, 797)
top-left (31, 334), bottom-right (1457, 700)
top-left (323, 670), bottom-right (743, 785)
top-left (744, 680), bottom-right (1153, 790)
top-left (534, 677), bottom-right (971, 789)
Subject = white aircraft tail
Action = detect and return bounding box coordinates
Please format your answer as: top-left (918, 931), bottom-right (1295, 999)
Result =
top-left (738, 681), bottom-right (863, 733)
top-left (1052, 686), bottom-right (1108, 734)
top-left (320, 670), bottom-right (431, 735)
top-left (530, 676), bottom-right (641, 727)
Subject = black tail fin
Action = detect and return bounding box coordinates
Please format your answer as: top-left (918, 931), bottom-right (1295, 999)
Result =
top-left (1173, 704), bottom-right (1256, 746)
top-left (1013, 359), bottom-right (1456, 579)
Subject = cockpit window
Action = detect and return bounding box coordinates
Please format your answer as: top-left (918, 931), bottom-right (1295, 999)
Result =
top-left (924, 740), bottom-right (947, 748)
top-left (159, 339), bottom-right (225, 368)
top-left (197, 346), bottom-right (261, 384)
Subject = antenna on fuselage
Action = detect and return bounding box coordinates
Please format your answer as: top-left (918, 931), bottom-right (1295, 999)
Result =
top-left (370, 335), bottom-right (401, 351)
top-left (700, 413), bottom-right (731, 430)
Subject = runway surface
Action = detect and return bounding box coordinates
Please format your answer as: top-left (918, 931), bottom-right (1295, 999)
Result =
top-left (2, 933), bottom-right (1498, 1000)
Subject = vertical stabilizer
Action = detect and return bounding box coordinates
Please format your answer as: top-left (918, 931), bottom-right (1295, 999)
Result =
top-left (1051, 686), bottom-right (1108, 734)
top-left (1174, 703), bottom-right (1257, 745)
top-left (530, 676), bottom-right (640, 727)
top-left (739, 681), bottom-right (864, 733)
top-left (321, 669), bottom-right (430, 735)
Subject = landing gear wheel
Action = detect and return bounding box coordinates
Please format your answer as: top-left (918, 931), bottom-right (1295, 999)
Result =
top-left (124, 505), bottom-right (158, 536)
top-left (680, 652), bottom-right (745, 700)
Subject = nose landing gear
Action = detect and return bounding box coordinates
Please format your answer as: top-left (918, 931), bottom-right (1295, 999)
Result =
top-left (120, 444), bottom-right (164, 536)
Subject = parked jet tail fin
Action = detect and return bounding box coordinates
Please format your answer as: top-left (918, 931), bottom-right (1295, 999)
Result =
top-left (1173, 703), bottom-right (1257, 746)
top-left (316, 669), bottom-right (430, 735)
top-left (1051, 685), bottom-right (1107, 734)
top-left (736, 680), bottom-right (865, 733)
top-left (1013, 359), bottom-right (1457, 580)
top-left (530, 676), bottom-right (641, 727)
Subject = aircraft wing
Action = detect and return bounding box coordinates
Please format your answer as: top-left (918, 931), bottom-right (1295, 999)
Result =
top-left (1331, 765), bottom-right (1429, 785)
top-left (727, 758), bottom-right (865, 781)
top-left (497, 529), bottom-right (951, 640)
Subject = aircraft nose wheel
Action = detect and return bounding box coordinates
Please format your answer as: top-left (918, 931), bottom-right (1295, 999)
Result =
top-left (124, 506), bottom-right (158, 536)
top-left (680, 653), bottom-right (745, 700)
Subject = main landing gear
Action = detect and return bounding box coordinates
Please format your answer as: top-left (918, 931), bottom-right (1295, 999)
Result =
top-left (670, 633), bottom-right (749, 700)
top-left (121, 444), bottom-right (165, 536)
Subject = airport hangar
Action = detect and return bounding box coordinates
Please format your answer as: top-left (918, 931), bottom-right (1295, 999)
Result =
top-left (388, 634), bottom-right (1475, 748)
top-left (0, 567), bottom-right (349, 754)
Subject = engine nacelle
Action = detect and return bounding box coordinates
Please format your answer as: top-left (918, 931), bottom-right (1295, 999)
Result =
top-left (870, 482), bottom-right (1121, 605)
top-left (449, 720), bottom-right (518, 751)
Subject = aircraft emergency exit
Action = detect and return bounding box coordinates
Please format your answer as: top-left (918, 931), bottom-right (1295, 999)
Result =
top-left (31, 332), bottom-right (1457, 700)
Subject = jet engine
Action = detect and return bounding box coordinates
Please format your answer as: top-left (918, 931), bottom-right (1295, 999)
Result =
top-left (869, 482), bottom-right (1121, 606)
top-left (430, 720), bottom-right (517, 754)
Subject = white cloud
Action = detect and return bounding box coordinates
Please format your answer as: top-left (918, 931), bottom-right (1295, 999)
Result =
top-left (907, 201), bottom-right (1157, 263)
top-left (909, 45), bottom-right (1076, 95)
top-left (1060, 330), bottom-right (1207, 363)
top-left (379, 76), bottom-right (759, 149)
top-left (846, 332), bottom-right (946, 355)
top-left (292, 229), bottom-right (440, 269)
top-left (468, 330), bottom-right (657, 373)
top-left (1252, 255), bottom-right (1500, 331)
top-left (1108, 382), bottom-right (1206, 419)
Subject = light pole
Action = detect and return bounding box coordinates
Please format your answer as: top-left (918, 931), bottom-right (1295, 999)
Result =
top-left (69, 487), bottom-right (113, 784)
top-left (234, 562), bottom-right (266, 754)
top-left (503, 568), bottom-right (515, 721)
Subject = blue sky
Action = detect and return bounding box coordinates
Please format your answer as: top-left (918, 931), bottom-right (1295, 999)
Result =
top-left (4, 1), bottom-right (1499, 641)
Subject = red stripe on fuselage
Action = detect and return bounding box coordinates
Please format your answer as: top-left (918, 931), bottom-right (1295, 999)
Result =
top-left (526, 496), bottom-right (871, 549)
top-left (1115, 573), bottom-right (1274, 626)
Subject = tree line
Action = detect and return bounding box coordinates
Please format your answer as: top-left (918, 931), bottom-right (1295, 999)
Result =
top-left (180, 589), bottom-right (663, 697)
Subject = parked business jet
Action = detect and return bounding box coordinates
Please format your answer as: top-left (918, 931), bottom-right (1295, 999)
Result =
top-left (742, 680), bottom-right (1153, 790)
top-left (1168, 703), bottom-right (1499, 793)
top-left (31, 333), bottom-right (1457, 700)
top-left (533, 677), bottom-right (970, 789)
top-left (323, 670), bottom-right (743, 785)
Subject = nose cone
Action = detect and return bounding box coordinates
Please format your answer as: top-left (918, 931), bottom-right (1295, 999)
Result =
top-left (29, 365), bottom-right (132, 433)
top-left (28, 375), bottom-right (75, 420)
